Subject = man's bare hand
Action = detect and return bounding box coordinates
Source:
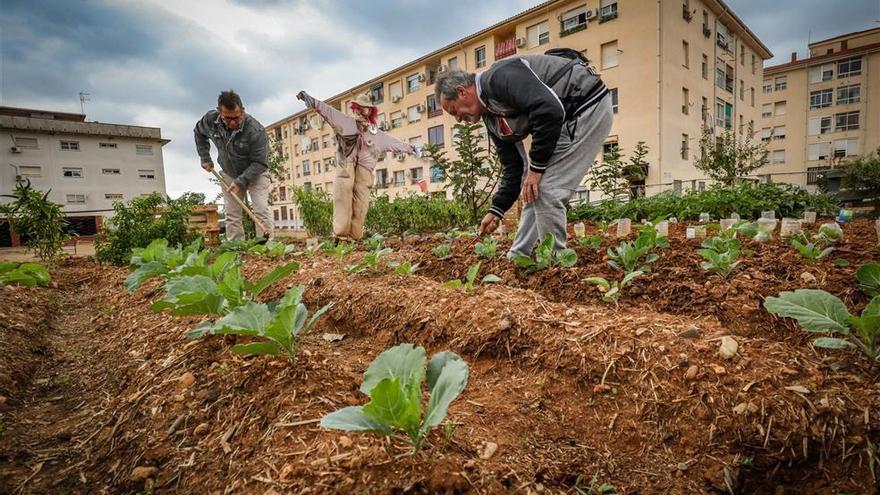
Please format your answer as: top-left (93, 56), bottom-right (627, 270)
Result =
top-left (521, 170), bottom-right (543, 205)
top-left (201, 161), bottom-right (214, 172)
top-left (479, 213), bottom-right (500, 236)
top-left (227, 183), bottom-right (242, 196)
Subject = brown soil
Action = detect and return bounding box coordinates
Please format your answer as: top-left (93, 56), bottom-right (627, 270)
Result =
top-left (0, 221), bottom-right (878, 494)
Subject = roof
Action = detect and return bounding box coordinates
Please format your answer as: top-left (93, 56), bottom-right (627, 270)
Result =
top-left (764, 41), bottom-right (880, 74)
top-left (0, 106), bottom-right (86, 122)
top-left (268, 0), bottom-right (772, 128)
top-left (0, 109), bottom-right (170, 144)
top-left (808, 26), bottom-right (880, 48)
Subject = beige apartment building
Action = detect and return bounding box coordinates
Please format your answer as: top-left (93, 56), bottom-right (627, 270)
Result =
top-left (760, 27), bottom-right (880, 190)
top-left (0, 106), bottom-right (169, 246)
top-left (267, 0), bottom-right (771, 230)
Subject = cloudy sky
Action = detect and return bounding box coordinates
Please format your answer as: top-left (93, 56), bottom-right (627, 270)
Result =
top-left (2, 0), bottom-right (878, 199)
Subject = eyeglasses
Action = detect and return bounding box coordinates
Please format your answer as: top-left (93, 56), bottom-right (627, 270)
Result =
top-left (221, 115), bottom-right (243, 123)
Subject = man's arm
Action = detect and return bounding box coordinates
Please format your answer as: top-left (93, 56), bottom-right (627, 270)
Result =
top-left (235, 128), bottom-right (269, 188)
top-left (193, 112), bottom-right (214, 166)
top-left (488, 59), bottom-right (565, 173)
top-left (297, 91), bottom-right (357, 135)
top-left (488, 133), bottom-right (527, 218)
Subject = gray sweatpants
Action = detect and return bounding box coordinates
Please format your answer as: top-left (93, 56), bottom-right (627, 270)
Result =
top-left (508, 94), bottom-right (614, 258)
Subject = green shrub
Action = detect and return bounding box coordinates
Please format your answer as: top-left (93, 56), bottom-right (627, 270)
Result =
top-left (0, 181), bottom-right (69, 262)
top-left (292, 187), bottom-right (333, 237)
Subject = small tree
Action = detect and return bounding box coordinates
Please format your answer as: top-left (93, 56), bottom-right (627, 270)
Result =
top-left (694, 124), bottom-right (768, 186)
top-left (840, 147), bottom-right (880, 210)
top-left (588, 141), bottom-right (649, 199)
top-left (424, 122), bottom-right (500, 224)
top-left (0, 180), bottom-right (69, 262)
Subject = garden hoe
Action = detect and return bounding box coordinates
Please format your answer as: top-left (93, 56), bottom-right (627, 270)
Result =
top-left (210, 168), bottom-right (270, 240)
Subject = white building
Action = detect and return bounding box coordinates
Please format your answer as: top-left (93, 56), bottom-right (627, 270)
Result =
top-left (0, 106), bottom-right (169, 246)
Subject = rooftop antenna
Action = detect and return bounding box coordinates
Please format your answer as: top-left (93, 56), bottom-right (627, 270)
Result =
top-left (79, 91), bottom-right (90, 115)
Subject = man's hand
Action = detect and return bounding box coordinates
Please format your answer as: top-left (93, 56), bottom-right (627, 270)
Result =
top-left (521, 170), bottom-right (543, 205)
top-left (479, 213), bottom-right (500, 236)
top-left (201, 161), bottom-right (214, 172)
top-left (227, 182), bottom-right (242, 196)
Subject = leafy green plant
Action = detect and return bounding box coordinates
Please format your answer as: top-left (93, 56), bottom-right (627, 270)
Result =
top-left (513, 234), bottom-right (578, 273)
top-left (606, 230), bottom-right (662, 275)
top-left (432, 244), bottom-right (453, 259)
top-left (320, 344), bottom-right (469, 452)
top-left (0, 262), bottom-right (51, 287)
top-left (125, 238), bottom-right (206, 291)
top-left (816, 223), bottom-right (843, 244)
top-left (444, 262), bottom-right (500, 292)
top-left (474, 236), bottom-right (498, 258)
top-left (327, 241), bottom-right (356, 263)
top-left (0, 180), bottom-right (69, 262)
top-left (578, 235), bottom-right (603, 250)
top-left (698, 237), bottom-right (742, 278)
top-left (364, 233), bottom-right (385, 251)
top-left (584, 271), bottom-right (644, 304)
top-left (792, 232), bottom-right (834, 264)
top-left (347, 247), bottom-right (393, 274)
top-left (857, 263), bottom-right (880, 297)
top-left (387, 261), bottom-right (419, 276)
top-left (217, 238), bottom-right (263, 253)
top-left (186, 285), bottom-right (332, 364)
top-left (247, 239), bottom-right (295, 258)
top-left (764, 289), bottom-right (879, 363)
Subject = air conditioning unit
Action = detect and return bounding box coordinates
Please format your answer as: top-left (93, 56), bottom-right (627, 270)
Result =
top-left (328, 157), bottom-right (336, 165)
top-left (392, 96), bottom-right (402, 103)
top-left (9, 146), bottom-right (22, 154)
top-left (437, 64), bottom-right (449, 73)
top-left (396, 153), bottom-right (406, 162)
top-left (416, 104), bottom-right (425, 113)
top-left (417, 73), bottom-right (426, 82)
top-left (515, 37), bottom-right (526, 48)
top-left (585, 9), bottom-right (596, 19)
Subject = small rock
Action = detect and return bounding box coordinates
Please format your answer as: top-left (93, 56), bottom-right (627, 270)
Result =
top-left (635, 328), bottom-right (648, 336)
top-left (498, 317), bottom-right (513, 332)
top-left (677, 353), bottom-right (689, 366)
top-left (178, 372), bottom-right (196, 388)
top-left (678, 327), bottom-right (701, 339)
top-left (130, 466), bottom-right (159, 481)
top-left (710, 364), bottom-right (727, 375)
top-left (193, 423), bottom-right (210, 436)
top-left (685, 365), bottom-right (699, 380)
top-left (800, 272), bottom-right (817, 284)
top-left (719, 336), bottom-right (738, 359)
top-left (338, 435), bottom-right (352, 448)
top-left (677, 462), bottom-right (689, 471)
top-left (733, 402), bottom-right (758, 415)
top-left (479, 441), bottom-right (498, 459)
top-left (593, 383), bottom-right (612, 394)
top-left (322, 333), bottom-right (345, 342)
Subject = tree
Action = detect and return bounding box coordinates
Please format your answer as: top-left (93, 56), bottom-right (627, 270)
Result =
top-left (588, 141), bottom-right (650, 199)
top-left (840, 147), bottom-right (880, 210)
top-left (0, 180), bottom-right (69, 262)
top-left (424, 122), bottom-right (500, 224)
top-left (694, 123), bottom-right (768, 186)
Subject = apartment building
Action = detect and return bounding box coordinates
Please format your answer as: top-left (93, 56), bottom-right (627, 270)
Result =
top-left (760, 27), bottom-right (880, 189)
top-left (0, 106), bottom-right (169, 246)
top-left (267, 0), bottom-right (771, 229)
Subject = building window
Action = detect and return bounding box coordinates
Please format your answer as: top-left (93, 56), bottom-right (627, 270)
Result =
top-left (601, 41), bottom-right (619, 69)
top-left (837, 57), bottom-right (862, 78)
top-left (407, 73), bottom-right (421, 93)
top-left (761, 103), bottom-right (772, 118)
top-left (14, 137), bottom-right (38, 149)
top-left (774, 101), bottom-right (787, 116)
top-left (62, 167), bottom-right (83, 178)
top-left (527, 21), bottom-right (550, 48)
top-left (739, 80), bottom-right (744, 100)
top-left (701, 54), bottom-right (708, 79)
top-left (475, 46), bottom-right (486, 69)
top-left (410, 167), bottom-right (424, 184)
top-left (682, 40), bottom-right (689, 68)
top-left (448, 57), bottom-right (458, 70)
top-left (716, 98), bottom-right (732, 129)
top-left (809, 89), bottom-right (833, 109)
top-left (105, 193), bottom-right (123, 200)
top-left (762, 80), bottom-right (772, 93)
top-left (701, 97), bottom-right (708, 122)
top-left (681, 134), bottom-right (689, 160)
top-left (774, 76), bottom-right (787, 91)
top-left (66, 194), bottom-right (86, 204)
top-left (772, 125), bottom-right (786, 140)
top-left (760, 128), bottom-right (771, 142)
top-left (610, 88), bottom-right (618, 114)
top-left (430, 164), bottom-right (444, 183)
top-left (808, 116), bottom-right (832, 135)
top-left (807, 166), bottom-right (830, 185)
top-left (138, 169), bottom-right (156, 179)
top-left (681, 88), bottom-right (689, 115)
top-left (426, 94), bottom-right (441, 118)
top-left (740, 44), bottom-right (745, 66)
top-left (600, 0), bottom-right (618, 21)
top-left (18, 165), bottom-right (42, 177)
top-left (371, 83), bottom-right (384, 104)
top-left (750, 88), bottom-right (755, 107)
top-left (324, 158), bottom-right (333, 171)
top-left (560, 6), bottom-right (588, 35)
top-left (389, 81), bottom-right (403, 101)
top-left (393, 170), bottom-right (405, 188)
top-left (809, 63), bottom-right (834, 83)
top-left (315, 160), bottom-right (322, 174)
top-left (751, 54), bottom-right (756, 75)
top-left (407, 105), bottom-right (421, 123)
top-left (303, 182), bottom-right (312, 192)
top-left (102, 168), bottom-right (121, 175)
top-left (428, 125), bottom-right (444, 147)
top-left (309, 138), bottom-right (319, 152)
top-left (136, 144), bottom-right (153, 155)
top-left (60, 140), bottom-right (79, 151)
top-left (322, 134), bottom-right (331, 149)
top-left (808, 142), bottom-right (831, 161)
top-left (834, 111), bottom-right (859, 131)
top-left (833, 138), bottom-right (859, 158)
top-left (99, 142), bottom-right (117, 149)
top-left (771, 150), bottom-right (785, 164)
top-left (302, 160), bottom-right (311, 176)
top-left (391, 111), bottom-right (404, 128)
top-left (837, 84), bottom-right (860, 105)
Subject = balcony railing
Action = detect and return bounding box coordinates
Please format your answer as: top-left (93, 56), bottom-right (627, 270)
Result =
top-left (495, 37), bottom-right (516, 60)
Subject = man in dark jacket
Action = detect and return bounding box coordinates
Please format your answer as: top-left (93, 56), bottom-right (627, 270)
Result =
top-left (436, 52), bottom-right (613, 258)
top-left (194, 90), bottom-right (274, 239)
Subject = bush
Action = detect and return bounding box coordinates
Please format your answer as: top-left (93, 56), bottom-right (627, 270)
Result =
top-left (292, 187), bottom-right (333, 237)
top-left (0, 181), bottom-right (69, 262)
top-left (841, 147), bottom-right (880, 210)
top-left (95, 192), bottom-right (202, 266)
top-left (568, 182), bottom-right (838, 222)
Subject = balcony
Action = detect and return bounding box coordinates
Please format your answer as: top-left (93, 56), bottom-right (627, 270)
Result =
top-left (495, 36), bottom-right (516, 60)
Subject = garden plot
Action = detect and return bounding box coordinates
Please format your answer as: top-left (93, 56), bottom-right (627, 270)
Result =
top-left (0, 221), bottom-right (878, 494)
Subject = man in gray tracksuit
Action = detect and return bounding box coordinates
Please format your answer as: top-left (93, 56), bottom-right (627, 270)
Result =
top-left (436, 51), bottom-right (613, 258)
top-left (194, 90), bottom-right (274, 240)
